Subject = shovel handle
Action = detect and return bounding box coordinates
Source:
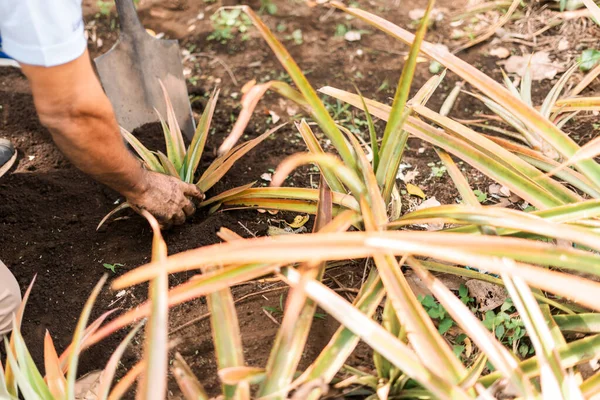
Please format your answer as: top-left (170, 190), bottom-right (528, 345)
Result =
top-left (115, 0), bottom-right (146, 38)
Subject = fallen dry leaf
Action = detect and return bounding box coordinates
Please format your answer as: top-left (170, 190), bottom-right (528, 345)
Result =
top-left (75, 370), bottom-right (102, 400)
top-left (503, 51), bottom-right (562, 81)
top-left (287, 214), bottom-right (310, 228)
top-left (417, 197), bottom-right (443, 230)
top-left (268, 226), bottom-right (294, 236)
top-left (406, 183), bottom-right (426, 199)
top-left (488, 183), bottom-right (511, 197)
top-left (405, 270), bottom-right (465, 298)
top-left (558, 38), bottom-right (569, 51)
top-left (465, 280), bottom-right (507, 312)
top-left (489, 47), bottom-right (510, 59)
top-left (260, 172), bottom-right (272, 182)
top-left (403, 169), bottom-right (419, 183)
top-left (268, 110), bottom-right (281, 124)
top-left (416, 196), bottom-right (441, 210)
top-left (398, 168), bottom-right (419, 183)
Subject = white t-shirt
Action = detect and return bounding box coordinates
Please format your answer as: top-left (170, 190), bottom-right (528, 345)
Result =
top-left (0, 0), bottom-right (86, 67)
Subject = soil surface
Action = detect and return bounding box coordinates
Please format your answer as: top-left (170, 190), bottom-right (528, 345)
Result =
top-left (1, 0), bottom-right (598, 398)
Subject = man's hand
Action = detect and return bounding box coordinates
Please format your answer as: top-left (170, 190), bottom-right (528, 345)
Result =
top-left (127, 170), bottom-right (205, 229)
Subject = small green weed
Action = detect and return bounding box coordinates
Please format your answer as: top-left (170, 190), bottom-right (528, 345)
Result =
top-left (377, 79), bottom-right (390, 93)
top-left (96, 0), bottom-right (112, 17)
top-left (287, 29), bottom-right (304, 45)
top-left (419, 285), bottom-right (474, 335)
top-left (335, 23), bottom-right (350, 36)
top-left (259, 0), bottom-right (278, 15)
top-left (322, 97), bottom-right (369, 135)
top-left (482, 299), bottom-right (532, 358)
top-left (419, 294), bottom-right (453, 334)
top-left (208, 9), bottom-right (252, 44)
top-left (103, 262), bottom-right (124, 273)
top-left (578, 49), bottom-right (600, 72)
top-left (473, 189), bottom-right (488, 203)
top-left (427, 162), bottom-right (447, 178)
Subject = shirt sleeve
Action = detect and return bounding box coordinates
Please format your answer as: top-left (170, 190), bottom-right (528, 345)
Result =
top-left (0, 0), bottom-right (86, 67)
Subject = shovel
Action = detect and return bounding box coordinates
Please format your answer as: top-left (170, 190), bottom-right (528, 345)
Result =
top-left (94, 0), bottom-right (195, 139)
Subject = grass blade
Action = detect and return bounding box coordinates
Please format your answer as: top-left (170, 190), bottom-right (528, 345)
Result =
top-left (355, 88), bottom-right (380, 169)
top-left (11, 325), bottom-right (53, 399)
top-left (4, 277), bottom-right (35, 397)
top-left (218, 80), bottom-right (308, 156)
top-left (502, 273), bottom-right (576, 398)
top-left (548, 135), bottom-right (600, 177)
top-left (4, 336), bottom-right (41, 400)
top-left (554, 314), bottom-right (600, 333)
top-left (205, 186), bottom-right (360, 212)
top-left (319, 86), bottom-right (580, 207)
top-left (156, 151), bottom-right (180, 178)
top-left (96, 202), bottom-right (131, 231)
top-left (391, 204), bottom-right (600, 251)
top-left (157, 80), bottom-right (186, 170)
top-left (97, 323), bottom-right (144, 400)
top-left (581, 371), bottom-right (600, 398)
top-left (66, 275), bottom-right (107, 400)
top-left (206, 275), bottom-right (248, 399)
top-left (203, 230), bottom-right (249, 400)
top-left (183, 89), bottom-right (219, 182)
top-left (136, 211), bottom-right (169, 400)
top-left (583, 0), bottom-right (600, 25)
top-left (484, 135), bottom-right (600, 198)
top-left (44, 332), bottom-right (67, 399)
top-left (295, 268), bottom-right (384, 394)
top-left (271, 153), bottom-right (365, 198)
top-left (377, 0), bottom-right (434, 195)
top-left (296, 120), bottom-right (346, 193)
top-left (120, 127), bottom-right (164, 173)
top-left (238, 6), bottom-right (357, 170)
top-left (197, 125), bottom-right (282, 193)
top-left (258, 178), bottom-right (333, 399)
top-left (108, 361), bottom-right (144, 400)
top-left (112, 231), bottom-right (600, 312)
top-left (172, 353), bottom-right (209, 400)
top-left (480, 334), bottom-right (600, 386)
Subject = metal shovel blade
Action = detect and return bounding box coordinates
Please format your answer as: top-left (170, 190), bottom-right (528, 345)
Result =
top-left (94, 0), bottom-right (195, 139)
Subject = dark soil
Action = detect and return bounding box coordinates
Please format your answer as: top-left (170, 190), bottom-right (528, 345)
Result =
top-left (1, 0), bottom-right (598, 398)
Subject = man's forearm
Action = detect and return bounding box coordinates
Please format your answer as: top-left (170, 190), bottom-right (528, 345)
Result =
top-left (42, 96), bottom-right (148, 198)
top-left (20, 50), bottom-right (148, 198)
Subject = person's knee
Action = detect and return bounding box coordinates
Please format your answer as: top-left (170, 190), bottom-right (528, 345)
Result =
top-left (0, 261), bottom-right (21, 336)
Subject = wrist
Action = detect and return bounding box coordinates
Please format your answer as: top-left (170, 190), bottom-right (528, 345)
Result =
top-left (120, 163), bottom-right (150, 201)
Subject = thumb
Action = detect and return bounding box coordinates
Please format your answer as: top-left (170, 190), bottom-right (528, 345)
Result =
top-left (181, 181), bottom-right (205, 201)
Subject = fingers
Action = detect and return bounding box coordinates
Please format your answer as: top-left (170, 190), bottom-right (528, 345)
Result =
top-left (182, 198), bottom-right (196, 217)
top-left (181, 181), bottom-right (205, 201)
top-left (128, 176), bottom-right (202, 230)
top-left (172, 210), bottom-right (186, 226)
top-left (159, 220), bottom-right (173, 231)
top-left (132, 204), bottom-right (172, 230)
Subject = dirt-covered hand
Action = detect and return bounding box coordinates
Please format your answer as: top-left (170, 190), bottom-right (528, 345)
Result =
top-left (127, 170), bottom-right (205, 229)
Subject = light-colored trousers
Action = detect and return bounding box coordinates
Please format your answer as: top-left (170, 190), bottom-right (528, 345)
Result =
top-left (0, 260), bottom-right (21, 335)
